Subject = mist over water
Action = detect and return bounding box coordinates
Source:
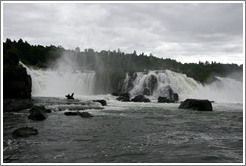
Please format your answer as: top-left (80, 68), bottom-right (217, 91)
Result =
top-left (196, 76), bottom-right (243, 103)
top-left (21, 53), bottom-right (96, 97)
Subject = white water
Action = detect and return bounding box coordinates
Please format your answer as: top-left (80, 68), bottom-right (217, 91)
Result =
top-left (20, 59), bottom-right (243, 103)
top-left (122, 70), bottom-right (243, 103)
top-left (20, 62), bottom-right (95, 97)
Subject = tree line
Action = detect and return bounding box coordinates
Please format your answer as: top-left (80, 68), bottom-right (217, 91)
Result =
top-left (3, 38), bottom-right (243, 84)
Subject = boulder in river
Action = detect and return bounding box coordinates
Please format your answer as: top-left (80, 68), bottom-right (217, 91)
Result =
top-left (12, 127), bottom-right (38, 138)
top-left (64, 112), bottom-right (79, 116)
top-left (131, 95), bottom-right (150, 102)
top-left (93, 100), bottom-right (107, 106)
top-left (79, 112), bottom-right (93, 118)
top-left (28, 106), bottom-right (48, 121)
top-left (29, 105), bottom-right (51, 113)
top-left (178, 99), bottom-right (213, 111)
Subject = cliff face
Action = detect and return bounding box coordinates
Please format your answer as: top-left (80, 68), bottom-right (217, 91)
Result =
top-left (3, 51), bottom-right (32, 99)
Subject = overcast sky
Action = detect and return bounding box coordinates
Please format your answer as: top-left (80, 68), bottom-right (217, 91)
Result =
top-left (2, 2), bottom-right (244, 64)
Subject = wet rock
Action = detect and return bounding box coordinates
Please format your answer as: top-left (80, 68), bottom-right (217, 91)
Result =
top-left (131, 95), bottom-right (150, 102)
top-left (116, 93), bottom-right (130, 102)
top-left (79, 112), bottom-right (93, 118)
top-left (173, 93), bottom-right (179, 101)
top-left (93, 100), bottom-right (107, 106)
top-left (28, 106), bottom-right (48, 121)
top-left (64, 112), bottom-right (79, 116)
top-left (29, 105), bottom-right (51, 113)
top-left (111, 92), bottom-right (120, 96)
top-left (3, 99), bottom-right (33, 112)
top-left (178, 99), bottom-right (213, 111)
top-left (12, 127), bottom-right (38, 138)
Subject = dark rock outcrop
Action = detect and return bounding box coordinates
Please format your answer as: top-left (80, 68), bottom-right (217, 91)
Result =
top-left (12, 127), bottom-right (38, 138)
top-left (4, 67), bottom-right (32, 99)
top-left (131, 95), bottom-right (150, 102)
top-left (178, 99), bottom-right (213, 111)
top-left (116, 93), bottom-right (130, 102)
top-left (93, 100), bottom-right (107, 106)
top-left (3, 51), bottom-right (32, 99)
top-left (3, 99), bottom-right (33, 112)
top-left (28, 106), bottom-right (48, 121)
top-left (158, 85), bottom-right (179, 103)
top-left (79, 112), bottom-right (93, 118)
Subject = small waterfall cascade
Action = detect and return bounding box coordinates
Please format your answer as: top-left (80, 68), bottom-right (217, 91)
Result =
top-left (19, 62), bottom-right (95, 97)
top-left (120, 70), bottom-right (243, 103)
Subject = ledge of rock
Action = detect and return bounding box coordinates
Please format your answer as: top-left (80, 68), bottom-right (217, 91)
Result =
top-left (3, 99), bottom-right (33, 112)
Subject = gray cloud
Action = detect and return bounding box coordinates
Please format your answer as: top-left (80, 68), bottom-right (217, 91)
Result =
top-left (2, 2), bottom-right (244, 64)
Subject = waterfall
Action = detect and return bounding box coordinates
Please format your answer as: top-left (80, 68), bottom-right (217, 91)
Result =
top-left (121, 70), bottom-right (243, 103)
top-left (19, 63), bottom-right (95, 97)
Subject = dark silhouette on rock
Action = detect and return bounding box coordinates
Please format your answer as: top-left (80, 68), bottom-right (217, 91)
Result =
top-left (116, 93), bottom-right (130, 102)
top-left (79, 112), bottom-right (93, 118)
top-left (4, 66), bottom-right (32, 99)
top-left (28, 106), bottom-right (48, 121)
top-left (131, 95), bottom-right (150, 102)
top-left (66, 93), bottom-right (74, 99)
top-left (178, 99), bottom-right (213, 111)
top-left (12, 127), bottom-right (38, 138)
top-left (93, 100), bottom-right (107, 106)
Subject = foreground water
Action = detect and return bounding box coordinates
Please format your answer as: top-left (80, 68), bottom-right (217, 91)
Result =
top-left (3, 95), bottom-right (243, 163)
